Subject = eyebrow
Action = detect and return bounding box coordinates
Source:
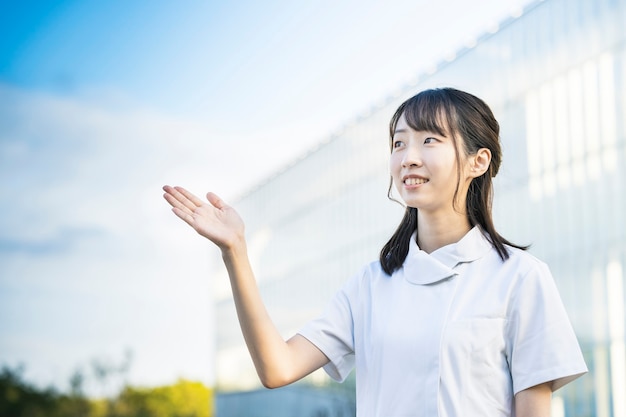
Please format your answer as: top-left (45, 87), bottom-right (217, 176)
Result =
top-left (395, 128), bottom-right (449, 138)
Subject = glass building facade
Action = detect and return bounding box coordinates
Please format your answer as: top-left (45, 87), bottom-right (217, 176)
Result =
top-left (213, 0), bottom-right (626, 415)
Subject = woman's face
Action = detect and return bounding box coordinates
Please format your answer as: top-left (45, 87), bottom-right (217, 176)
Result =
top-left (390, 112), bottom-right (473, 215)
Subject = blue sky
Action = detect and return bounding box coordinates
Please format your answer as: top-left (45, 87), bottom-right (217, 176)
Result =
top-left (0, 0), bottom-right (531, 392)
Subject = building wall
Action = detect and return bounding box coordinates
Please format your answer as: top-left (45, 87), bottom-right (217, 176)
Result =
top-left (213, 0), bottom-right (626, 415)
top-left (216, 385), bottom-right (355, 417)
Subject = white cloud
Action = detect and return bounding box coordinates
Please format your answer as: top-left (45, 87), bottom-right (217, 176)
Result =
top-left (0, 84), bottom-right (262, 391)
top-left (0, 77), bottom-right (343, 393)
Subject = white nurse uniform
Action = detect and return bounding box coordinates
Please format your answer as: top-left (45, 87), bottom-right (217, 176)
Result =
top-left (298, 227), bottom-right (587, 417)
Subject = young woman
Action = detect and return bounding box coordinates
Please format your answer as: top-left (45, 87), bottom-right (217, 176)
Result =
top-left (163, 88), bottom-right (587, 417)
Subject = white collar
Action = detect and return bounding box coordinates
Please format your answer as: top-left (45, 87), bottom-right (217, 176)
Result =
top-left (402, 226), bottom-right (493, 285)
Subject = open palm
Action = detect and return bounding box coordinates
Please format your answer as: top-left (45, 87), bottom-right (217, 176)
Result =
top-left (162, 185), bottom-right (244, 251)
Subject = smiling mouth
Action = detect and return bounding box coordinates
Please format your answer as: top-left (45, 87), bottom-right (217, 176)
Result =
top-left (404, 178), bottom-right (428, 185)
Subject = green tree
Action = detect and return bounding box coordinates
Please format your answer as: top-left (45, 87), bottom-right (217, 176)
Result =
top-left (0, 365), bottom-right (59, 417)
top-left (0, 362), bottom-right (213, 417)
top-left (114, 379), bottom-right (213, 417)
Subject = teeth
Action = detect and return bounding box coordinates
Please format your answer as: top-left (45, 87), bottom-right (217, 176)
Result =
top-left (404, 177), bottom-right (428, 186)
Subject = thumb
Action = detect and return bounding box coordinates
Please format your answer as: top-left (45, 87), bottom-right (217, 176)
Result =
top-left (206, 192), bottom-right (228, 210)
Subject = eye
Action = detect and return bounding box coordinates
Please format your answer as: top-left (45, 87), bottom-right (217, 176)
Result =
top-left (393, 139), bottom-right (404, 149)
top-left (424, 137), bottom-right (437, 144)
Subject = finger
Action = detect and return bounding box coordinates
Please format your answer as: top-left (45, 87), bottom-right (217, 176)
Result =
top-left (170, 206), bottom-right (197, 228)
top-left (163, 185), bottom-right (199, 212)
top-left (174, 186), bottom-right (205, 207)
top-left (163, 186), bottom-right (199, 217)
top-left (163, 191), bottom-right (192, 215)
top-left (206, 192), bottom-right (227, 210)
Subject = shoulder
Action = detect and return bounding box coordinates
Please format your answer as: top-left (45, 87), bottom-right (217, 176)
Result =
top-left (504, 245), bottom-right (549, 272)
top-left (487, 242), bottom-right (552, 282)
top-left (498, 246), bottom-right (563, 304)
top-left (351, 260), bottom-right (391, 285)
top-left (473, 243), bottom-right (556, 297)
top-left (339, 260), bottom-right (394, 296)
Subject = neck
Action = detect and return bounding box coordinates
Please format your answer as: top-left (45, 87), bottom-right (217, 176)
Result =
top-left (416, 210), bottom-right (472, 254)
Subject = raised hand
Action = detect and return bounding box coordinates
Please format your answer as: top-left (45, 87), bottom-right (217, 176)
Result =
top-left (162, 185), bottom-right (245, 252)
top-left (162, 184), bottom-right (328, 386)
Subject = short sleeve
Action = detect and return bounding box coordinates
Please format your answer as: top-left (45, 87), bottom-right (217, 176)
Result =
top-left (506, 261), bottom-right (588, 394)
top-left (297, 271), bottom-right (360, 382)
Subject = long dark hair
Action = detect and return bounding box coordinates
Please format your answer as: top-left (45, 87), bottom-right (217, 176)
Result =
top-left (379, 88), bottom-right (527, 275)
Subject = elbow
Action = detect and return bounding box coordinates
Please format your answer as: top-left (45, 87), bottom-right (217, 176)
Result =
top-left (260, 379), bottom-right (283, 390)
top-left (258, 370), bottom-right (293, 389)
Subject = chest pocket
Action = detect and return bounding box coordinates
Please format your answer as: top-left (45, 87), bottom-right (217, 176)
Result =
top-left (444, 317), bottom-right (506, 363)
top-left (442, 318), bottom-right (511, 411)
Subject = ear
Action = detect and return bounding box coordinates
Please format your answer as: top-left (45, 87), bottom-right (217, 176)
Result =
top-left (468, 148), bottom-right (491, 178)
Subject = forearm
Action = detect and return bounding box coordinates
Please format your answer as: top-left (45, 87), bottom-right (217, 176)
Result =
top-left (222, 243), bottom-right (323, 388)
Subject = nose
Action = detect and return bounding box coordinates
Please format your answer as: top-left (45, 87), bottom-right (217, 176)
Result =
top-left (402, 144), bottom-right (423, 167)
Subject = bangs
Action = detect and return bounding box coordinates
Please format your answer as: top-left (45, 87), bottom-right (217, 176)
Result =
top-left (389, 89), bottom-right (454, 141)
